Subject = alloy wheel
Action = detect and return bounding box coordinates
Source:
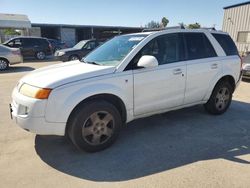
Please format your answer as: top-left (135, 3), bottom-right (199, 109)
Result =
top-left (37, 52), bottom-right (45, 60)
top-left (0, 59), bottom-right (8, 70)
top-left (82, 111), bottom-right (114, 145)
top-left (215, 87), bottom-right (230, 111)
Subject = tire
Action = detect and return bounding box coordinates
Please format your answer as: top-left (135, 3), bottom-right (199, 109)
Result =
top-left (67, 100), bottom-right (122, 152)
top-left (36, 51), bottom-right (46, 60)
top-left (204, 81), bottom-right (233, 115)
top-left (69, 55), bottom-right (79, 61)
top-left (0, 58), bottom-right (9, 71)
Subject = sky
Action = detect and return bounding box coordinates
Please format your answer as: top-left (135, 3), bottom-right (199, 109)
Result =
top-left (0, 0), bottom-right (246, 29)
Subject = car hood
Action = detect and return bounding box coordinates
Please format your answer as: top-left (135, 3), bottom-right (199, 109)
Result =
top-left (20, 60), bottom-right (116, 88)
top-left (58, 48), bottom-right (80, 53)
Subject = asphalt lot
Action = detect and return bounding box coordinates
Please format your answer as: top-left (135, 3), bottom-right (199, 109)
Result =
top-left (0, 61), bottom-right (250, 188)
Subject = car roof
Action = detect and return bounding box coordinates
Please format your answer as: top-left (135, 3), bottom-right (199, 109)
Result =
top-left (9, 36), bottom-right (48, 40)
top-left (122, 28), bottom-right (229, 37)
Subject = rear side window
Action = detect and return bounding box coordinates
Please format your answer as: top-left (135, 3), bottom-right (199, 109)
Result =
top-left (23, 38), bottom-right (35, 46)
top-left (184, 33), bottom-right (217, 60)
top-left (212, 34), bottom-right (238, 56)
top-left (39, 39), bottom-right (49, 46)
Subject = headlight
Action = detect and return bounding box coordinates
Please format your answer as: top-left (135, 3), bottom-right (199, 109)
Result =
top-left (19, 84), bottom-right (52, 99)
top-left (56, 51), bottom-right (65, 56)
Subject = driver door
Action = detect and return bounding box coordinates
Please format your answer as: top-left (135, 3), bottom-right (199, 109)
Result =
top-left (132, 33), bottom-right (187, 116)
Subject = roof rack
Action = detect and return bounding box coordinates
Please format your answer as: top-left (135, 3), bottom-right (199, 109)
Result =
top-left (142, 25), bottom-right (185, 32)
top-left (200, 27), bottom-right (216, 31)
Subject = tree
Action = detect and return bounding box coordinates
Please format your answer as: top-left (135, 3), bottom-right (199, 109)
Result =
top-left (187, 22), bottom-right (201, 29)
top-left (3, 28), bottom-right (21, 35)
top-left (161, 17), bottom-right (169, 27)
top-left (146, 20), bottom-right (161, 28)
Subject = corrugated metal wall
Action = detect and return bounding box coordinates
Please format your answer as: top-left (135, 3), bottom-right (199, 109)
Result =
top-left (60, 28), bottom-right (76, 47)
top-left (222, 4), bottom-right (250, 53)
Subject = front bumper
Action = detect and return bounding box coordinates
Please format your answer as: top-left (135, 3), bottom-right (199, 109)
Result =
top-left (11, 87), bottom-right (65, 136)
top-left (54, 55), bottom-right (68, 62)
top-left (242, 69), bottom-right (250, 79)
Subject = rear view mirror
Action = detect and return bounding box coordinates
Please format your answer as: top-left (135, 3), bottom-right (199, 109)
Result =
top-left (137, 55), bottom-right (158, 68)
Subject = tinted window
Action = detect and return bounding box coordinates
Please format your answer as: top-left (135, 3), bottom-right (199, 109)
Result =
top-left (7, 38), bottom-right (22, 48)
top-left (212, 33), bottom-right (238, 56)
top-left (184, 33), bottom-right (217, 60)
top-left (39, 39), bottom-right (49, 46)
top-left (84, 41), bottom-right (96, 50)
top-left (23, 38), bottom-right (35, 47)
top-left (126, 33), bottom-right (185, 70)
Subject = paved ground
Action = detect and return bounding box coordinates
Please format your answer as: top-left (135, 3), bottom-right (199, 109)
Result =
top-left (0, 61), bottom-right (250, 188)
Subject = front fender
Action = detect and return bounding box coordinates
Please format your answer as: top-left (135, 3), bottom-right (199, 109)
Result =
top-left (45, 74), bottom-right (133, 123)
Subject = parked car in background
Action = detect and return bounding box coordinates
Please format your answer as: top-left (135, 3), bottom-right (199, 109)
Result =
top-left (242, 54), bottom-right (250, 79)
top-left (3, 37), bottom-right (52, 60)
top-left (47, 39), bottom-right (67, 53)
top-left (0, 44), bottom-right (23, 70)
top-left (54, 39), bottom-right (104, 62)
top-left (11, 29), bottom-right (242, 152)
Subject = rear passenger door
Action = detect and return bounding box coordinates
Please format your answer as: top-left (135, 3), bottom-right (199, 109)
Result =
top-left (183, 32), bottom-right (221, 104)
top-left (22, 38), bottom-right (36, 57)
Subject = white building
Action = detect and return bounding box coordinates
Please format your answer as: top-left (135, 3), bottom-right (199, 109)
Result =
top-left (222, 1), bottom-right (250, 54)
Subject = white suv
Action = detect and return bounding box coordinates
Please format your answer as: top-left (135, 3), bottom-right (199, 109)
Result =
top-left (11, 28), bottom-right (242, 152)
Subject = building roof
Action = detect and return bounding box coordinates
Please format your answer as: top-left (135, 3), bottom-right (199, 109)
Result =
top-left (31, 23), bottom-right (142, 30)
top-left (224, 1), bottom-right (250, 9)
top-left (0, 13), bottom-right (31, 28)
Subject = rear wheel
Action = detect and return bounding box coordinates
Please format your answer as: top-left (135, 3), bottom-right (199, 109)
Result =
top-left (67, 100), bottom-right (122, 152)
top-left (69, 55), bottom-right (79, 61)
top-left (0, 58), bottom-right (9, 71)
top-left (204, 81), bottom-right (233, 115)
top-left (36, 51), bottom-right (46, 60)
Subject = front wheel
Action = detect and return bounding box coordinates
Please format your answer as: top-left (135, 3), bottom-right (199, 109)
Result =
top-left (204, 81), bottom-right (233, 115)
top-left (69, 55), bottom-right (79, 61)
top-left (67, 100), bottom-right (122, 152)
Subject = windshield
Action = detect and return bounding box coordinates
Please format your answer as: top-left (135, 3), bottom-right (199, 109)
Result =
top-left (74, 40), bottom-right (87, 49)
top-left (83, 34), bottom-right (148, 66)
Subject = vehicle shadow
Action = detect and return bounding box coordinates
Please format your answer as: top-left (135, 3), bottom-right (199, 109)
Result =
top-left (35, 100), bottom-right (250, 182)
top-left (0, 66), bottom-right (35, 74)
top-left (23, 56), bottom-right (59, 63)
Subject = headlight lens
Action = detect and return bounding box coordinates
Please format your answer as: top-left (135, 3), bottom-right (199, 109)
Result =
top-left (19, 84), bottom-right (52, 99)
top-left (57, 51), bottom-right (65, 56)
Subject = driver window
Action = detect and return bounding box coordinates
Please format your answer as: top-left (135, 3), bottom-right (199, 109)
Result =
top-left (124, 33), bottom-right (184, 71)
top-left (14, 39), bottom-right (22, 47)
top-left (7, 40), bottom-right (14, 47)
top-left (124, 38), bottom-right (159, 70)
top-left (85, 41), bottom-right (95, 50)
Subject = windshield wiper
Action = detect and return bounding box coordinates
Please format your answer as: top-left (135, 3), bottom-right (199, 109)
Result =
top-left (84, 61), bottom-right (100, 65)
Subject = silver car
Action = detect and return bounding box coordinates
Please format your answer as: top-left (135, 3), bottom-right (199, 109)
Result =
top-left (0, 44), bottom-right (23, 71)
top-left (242, 54), bottom-right (250, 79)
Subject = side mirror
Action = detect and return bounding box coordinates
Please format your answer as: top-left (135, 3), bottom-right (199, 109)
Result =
top-left (137, 55), bottom-right (158, 68)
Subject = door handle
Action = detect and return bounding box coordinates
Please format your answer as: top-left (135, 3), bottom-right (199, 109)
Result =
top-left (173, 68), bottom-right (182, 75)
top-left (211, 63), bottom-right (218, 69)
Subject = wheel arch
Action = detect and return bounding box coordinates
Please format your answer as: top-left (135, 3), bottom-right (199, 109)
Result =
top-left (65, 93), bottom-right (127, 133)
top-left (204, 74), bottom-right (236, 101)
top-left (0, 57), bottom-right (9, 64)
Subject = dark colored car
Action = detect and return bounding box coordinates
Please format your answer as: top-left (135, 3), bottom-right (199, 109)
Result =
top-left (47, 39), bottom-right (67, 53)
top-left (54, 39), bottom-right (104, 62)
top-left (3, 37), bottom-right (53, 60)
